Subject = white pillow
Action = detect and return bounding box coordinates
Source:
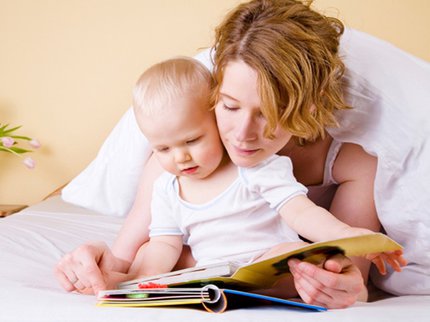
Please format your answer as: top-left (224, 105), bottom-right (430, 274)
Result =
top-left (62, 108), bottom-right (152, 217)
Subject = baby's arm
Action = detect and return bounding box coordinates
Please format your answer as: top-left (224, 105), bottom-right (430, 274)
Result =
top-left (279, 195), bottom-right (406, 274)
top-left (128, 235), bottom-right (183, 279)
top-left (280, 195), bottom-right (359, 241)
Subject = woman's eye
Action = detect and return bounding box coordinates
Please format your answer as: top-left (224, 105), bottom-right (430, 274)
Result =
top-left (223, 103), bottom-right (238, 111)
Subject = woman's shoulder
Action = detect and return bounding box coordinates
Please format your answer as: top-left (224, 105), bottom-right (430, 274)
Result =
top-left (332, 143), bottom-right (377, 184)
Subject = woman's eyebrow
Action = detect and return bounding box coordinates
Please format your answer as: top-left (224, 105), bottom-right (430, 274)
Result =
top-left (219, 92), bottom-right (239, 102)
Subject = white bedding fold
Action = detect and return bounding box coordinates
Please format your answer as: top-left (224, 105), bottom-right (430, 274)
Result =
top-left (1, 197), bottom-right (429, 322)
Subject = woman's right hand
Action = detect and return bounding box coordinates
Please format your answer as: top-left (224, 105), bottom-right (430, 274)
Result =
top-left (54, 241), bottom-right (130, 295)
top-left (54, 153), bottom-right (164, 295)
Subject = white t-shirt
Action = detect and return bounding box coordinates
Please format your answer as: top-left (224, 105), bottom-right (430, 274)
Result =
top-left (149, 155), bottom-right (307, 266)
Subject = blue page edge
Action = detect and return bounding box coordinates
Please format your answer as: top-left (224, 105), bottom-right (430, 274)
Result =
top-left (223, 289), bottom-right (327, 312)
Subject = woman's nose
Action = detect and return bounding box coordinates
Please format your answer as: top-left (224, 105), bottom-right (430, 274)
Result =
top-left (235, 115), bottom-right (257, 142)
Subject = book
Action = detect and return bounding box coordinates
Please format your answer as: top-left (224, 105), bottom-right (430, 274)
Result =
top-left (97, 284), bottom-right (327, 313)
top-left (119, 233), bottom-right (402, 290)
top-left (98, 233), bottom-right (402, 313)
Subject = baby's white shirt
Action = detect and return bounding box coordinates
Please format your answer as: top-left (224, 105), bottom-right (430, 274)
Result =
top-left (149, 155), bottom-right (307, 266)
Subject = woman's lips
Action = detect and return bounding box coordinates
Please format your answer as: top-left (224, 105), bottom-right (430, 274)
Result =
top-left (232, 145), bottom-right (259, 156)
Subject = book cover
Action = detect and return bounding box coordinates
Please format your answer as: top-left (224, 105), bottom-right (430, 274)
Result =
top-left (97, 284), bottom-right (327, 313)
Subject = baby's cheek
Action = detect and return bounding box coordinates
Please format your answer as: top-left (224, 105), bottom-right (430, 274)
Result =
top-left (204, 147), bottom-right (224, 166)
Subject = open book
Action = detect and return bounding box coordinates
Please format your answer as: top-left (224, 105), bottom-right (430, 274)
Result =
top-left (98, 233), bottom-right (402, 312)
top-left (119, 233), bottom-right (402, 290)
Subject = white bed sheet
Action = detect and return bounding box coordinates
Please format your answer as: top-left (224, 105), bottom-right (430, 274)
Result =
top-left (0, 196), bottom-right (429, 322)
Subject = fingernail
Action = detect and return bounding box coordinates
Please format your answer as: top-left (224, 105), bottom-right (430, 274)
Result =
top-left (288, 259), bottom-right (298, 268)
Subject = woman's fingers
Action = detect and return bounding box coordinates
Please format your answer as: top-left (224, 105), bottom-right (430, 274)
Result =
top-left (54, 265), bottom-right (77, 292)
top-left (288, 255), bottom-right (364, 309)
top-left (54, 242), bottom-right (109, 294)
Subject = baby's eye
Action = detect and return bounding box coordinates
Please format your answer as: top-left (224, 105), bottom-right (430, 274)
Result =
top-left (157, 147), bottom-right (169, 152)
top-left (186, 137), bottom-right (200, 145)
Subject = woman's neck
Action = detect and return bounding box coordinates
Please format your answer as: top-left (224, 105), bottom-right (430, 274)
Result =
top-left (278, 135), bottom-right (333, 186)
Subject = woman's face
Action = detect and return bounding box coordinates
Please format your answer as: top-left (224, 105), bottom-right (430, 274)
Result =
top-left (214, 60), bottom-right (292, 168)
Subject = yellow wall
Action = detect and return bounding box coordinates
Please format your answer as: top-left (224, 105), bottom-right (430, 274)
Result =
top-left (1, 0), bottom-right (429, 205)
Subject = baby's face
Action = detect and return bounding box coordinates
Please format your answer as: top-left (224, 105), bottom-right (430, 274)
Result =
top-left (140, 94), bottom-right (225, 180)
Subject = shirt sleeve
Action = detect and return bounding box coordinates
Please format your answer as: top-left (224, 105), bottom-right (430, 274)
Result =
top-left (149, 173), bottom-right (183, 237)
top-left (241, 155), bottom-right (308, 211)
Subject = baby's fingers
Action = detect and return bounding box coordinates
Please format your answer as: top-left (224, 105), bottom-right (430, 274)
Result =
top-left (393, 251), bottom-right (408, 266)
top-left (386, 252), bottom-right (408, 272)
top-left (367, 251), bottom-right (407, 274)
top-left (368, 255), bottom-right (387, 275)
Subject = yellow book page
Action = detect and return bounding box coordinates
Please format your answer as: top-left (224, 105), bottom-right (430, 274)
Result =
top-left (230, 233), bottom-right (402, 289)
top-left (97, 298), bottom-right (203, 307)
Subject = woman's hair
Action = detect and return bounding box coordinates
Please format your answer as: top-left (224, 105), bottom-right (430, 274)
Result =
top-left (133, 56), bottom-right (213, 117)
top-left (212, 0), bottom-right (349, 141)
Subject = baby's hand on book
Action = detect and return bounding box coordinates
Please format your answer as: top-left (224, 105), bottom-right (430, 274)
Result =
top-left (366, 250), bottom-right (407, 275)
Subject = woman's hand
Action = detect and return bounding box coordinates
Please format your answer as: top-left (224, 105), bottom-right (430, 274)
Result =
top-left (54, 153), bottom-right (163, 295)
top-left (288, 253), bottom-right (366, 309)
top-left (54, 241), bottom-right (130, 295)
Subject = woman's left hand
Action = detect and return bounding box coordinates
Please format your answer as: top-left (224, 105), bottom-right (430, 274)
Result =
top-left (288, 253), bottom-right (366, 309)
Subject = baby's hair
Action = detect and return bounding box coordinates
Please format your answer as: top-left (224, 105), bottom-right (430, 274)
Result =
top-left (133, 56), bottom-right (213, 117)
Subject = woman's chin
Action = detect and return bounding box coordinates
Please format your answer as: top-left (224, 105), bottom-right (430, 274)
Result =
top-left (229, 155), bottom-right (261, 168)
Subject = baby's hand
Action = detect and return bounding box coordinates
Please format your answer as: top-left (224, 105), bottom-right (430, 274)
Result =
top-left (366, 250), bottom-right (407, 275)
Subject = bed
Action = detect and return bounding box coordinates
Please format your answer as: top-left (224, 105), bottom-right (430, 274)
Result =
top-left (1, 28), bottom-right (430, 321)
top-left (0, 196), bottom-right (429, 322)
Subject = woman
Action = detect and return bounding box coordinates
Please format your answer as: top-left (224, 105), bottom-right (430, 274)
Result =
top-left (207, 0), bottom-right (379, 306)
top-left (55, 0), bottom-right (430, 307)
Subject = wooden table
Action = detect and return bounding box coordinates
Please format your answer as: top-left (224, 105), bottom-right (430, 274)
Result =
top-left (0, 204), bottom-right (27, 217)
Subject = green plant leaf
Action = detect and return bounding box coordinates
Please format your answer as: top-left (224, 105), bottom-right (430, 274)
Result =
top-left (8, 146), bottom-right (32, 154)
top-left (1, 124), bottom-right (23, 136)
top-left (10, 135), bottom-right (32, 141)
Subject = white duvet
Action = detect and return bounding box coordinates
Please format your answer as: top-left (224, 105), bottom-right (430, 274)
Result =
top-left (0, 196), bottom-right (429, 322)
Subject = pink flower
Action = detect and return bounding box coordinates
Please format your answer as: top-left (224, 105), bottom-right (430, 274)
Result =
top-left (1, 124), bottom-right (41, 169)
top-left (23, 157), bottom-right (36, 169)
top-left (29, 139), bottom-right (41, 149)
top-left (1, 136), bottom-right (15, 148)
